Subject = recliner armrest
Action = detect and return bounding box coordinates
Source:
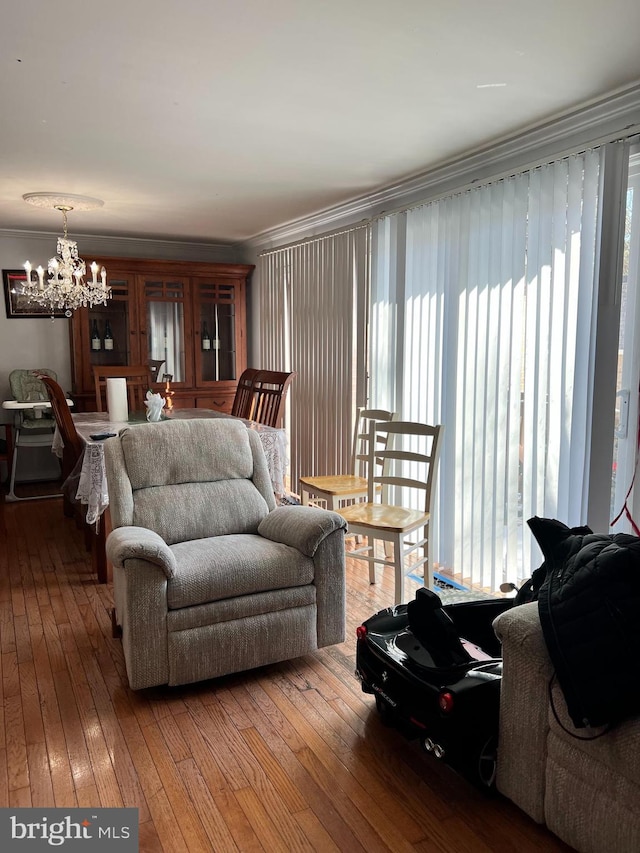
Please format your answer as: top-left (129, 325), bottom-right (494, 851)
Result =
top-left (258, 505), bottom-right (347, 557)
top-left (106, 526), bottom-right (177, 578)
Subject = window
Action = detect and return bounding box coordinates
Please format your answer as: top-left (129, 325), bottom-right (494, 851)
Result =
top-left (370, 150), bottom-right (603, 589)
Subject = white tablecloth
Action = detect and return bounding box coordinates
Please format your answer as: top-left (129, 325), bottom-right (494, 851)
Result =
top-left (52, 409), bottom-right (288, 526)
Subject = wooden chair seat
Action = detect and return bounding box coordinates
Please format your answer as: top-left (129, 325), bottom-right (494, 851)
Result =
top-left (300, 408), bottom-right (395, 510)
top-left (299, 473), bottom-right (369, 499)
top-left (339, 502), bottom-right (430, 533)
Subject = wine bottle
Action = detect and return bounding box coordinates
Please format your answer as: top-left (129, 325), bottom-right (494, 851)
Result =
top-left (104, 319), bottom-right (114, 351)
top-left (202, 321), bottom-right (211, 351)
top-left (91, 319), bottom-right (101, 351)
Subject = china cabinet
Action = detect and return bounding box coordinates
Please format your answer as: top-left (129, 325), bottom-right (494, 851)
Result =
top-left (69, 257), bottom-right (253, 411)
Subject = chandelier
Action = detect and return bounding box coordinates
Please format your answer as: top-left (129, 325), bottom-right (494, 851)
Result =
top-left (22, 193), bottom-right (110, 318)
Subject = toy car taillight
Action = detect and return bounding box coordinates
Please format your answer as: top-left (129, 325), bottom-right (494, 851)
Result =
top-left (356, 625), bottom-right (367, 640)
top-left (438, 691), bottom-right (455, 713)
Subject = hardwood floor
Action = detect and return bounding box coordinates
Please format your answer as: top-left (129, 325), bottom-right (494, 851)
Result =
top-left (0, 495), bottom-right (573, 852)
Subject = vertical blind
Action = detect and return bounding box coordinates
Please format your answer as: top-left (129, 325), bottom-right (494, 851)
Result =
top-left (370, 149), bottom-right (603, 588)
top-left (259, 227), bottom-right (370, 491)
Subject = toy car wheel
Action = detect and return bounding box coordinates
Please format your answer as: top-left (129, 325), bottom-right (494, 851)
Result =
top-left (375, 695), bottom-right (395, 726)
top-left (473, 733), bottom-right (498, 790)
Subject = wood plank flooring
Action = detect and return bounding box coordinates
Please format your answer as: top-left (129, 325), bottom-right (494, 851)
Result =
top-left (0, 494), bottom-right (574, 852)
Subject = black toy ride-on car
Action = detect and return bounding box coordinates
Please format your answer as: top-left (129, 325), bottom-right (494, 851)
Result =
top-left (355, 587), bottom-right (513, 789)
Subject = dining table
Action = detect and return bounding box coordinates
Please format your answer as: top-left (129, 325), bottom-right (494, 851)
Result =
top-left (51, 408), bottom-right (289, 583)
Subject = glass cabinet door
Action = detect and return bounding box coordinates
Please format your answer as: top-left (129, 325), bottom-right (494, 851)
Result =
top-left (86, 275), bottom-right (140, 370)
top-left (194, 279), bottom-right (240, 384)
top-left (142, 277), bottom-right (189, 384)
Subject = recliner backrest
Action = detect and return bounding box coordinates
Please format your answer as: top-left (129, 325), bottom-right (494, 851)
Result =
top-left (104, 418), bottom-right (276, 544)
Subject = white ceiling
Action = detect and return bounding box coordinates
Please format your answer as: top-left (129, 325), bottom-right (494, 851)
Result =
top-left (2, 0), bottom-right (640, 245)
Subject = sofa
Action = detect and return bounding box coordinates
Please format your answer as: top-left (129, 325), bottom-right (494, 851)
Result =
top-left (103, 417), bottom-right (347, 690)
top-left (494, 602), bottom-right (640, 853)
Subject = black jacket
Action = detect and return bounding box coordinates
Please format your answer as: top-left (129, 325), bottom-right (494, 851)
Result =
top-left (528, 516), bottom-right (640, 729)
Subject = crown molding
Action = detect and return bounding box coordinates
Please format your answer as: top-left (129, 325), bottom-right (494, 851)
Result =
top-left (0, 228), bottom-right (237, 262)
top-left (244, 82), bottom-right (640, 252)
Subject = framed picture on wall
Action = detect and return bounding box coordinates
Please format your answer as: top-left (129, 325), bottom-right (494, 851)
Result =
top-left (2, 269), bottom-right (66, 318)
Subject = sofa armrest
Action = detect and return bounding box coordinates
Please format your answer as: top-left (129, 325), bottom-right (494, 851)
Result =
top-left (493, 602), bottom-right (553, 823)
top-left (258, 505), bottom-right (347, 557)
top-left (106, 526), bottom-right (177, 578)
top-left (493, 601), bottom-right (553, 673)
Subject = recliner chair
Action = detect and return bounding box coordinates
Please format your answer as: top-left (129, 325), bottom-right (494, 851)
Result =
top-left (104, 417), bottom-right (347, 690)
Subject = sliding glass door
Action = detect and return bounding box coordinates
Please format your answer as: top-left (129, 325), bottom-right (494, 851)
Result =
top-left (611, 144), bottom-right (640, 533)
top-left (257, 140), bottom-right (638, 593)
top-left (369, 149), bottom-right (604, 589)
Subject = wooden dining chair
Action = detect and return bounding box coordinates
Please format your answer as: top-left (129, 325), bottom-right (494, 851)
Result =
top-left (299, 407), bottom-right (397, 510)
top-left (36, 373), bottom-right (84, 517)
top-left (38, 372), bottom-right (106, 573)
top-left (231, 368), bottom-right (261, 419)
top-left (250, 370), bottom-right (296, 428)
top-left (336, 420), bottom-right (443, 606)
top-left (92, 365), bottom-right (152, 412)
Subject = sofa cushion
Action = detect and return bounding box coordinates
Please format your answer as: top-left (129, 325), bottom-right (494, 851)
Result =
top-left (545, 733), bottom-right (640, 853)
top-left (549, 676), bottom-right (640, 787)
top-left (167, 533), bottom-right (315, 609)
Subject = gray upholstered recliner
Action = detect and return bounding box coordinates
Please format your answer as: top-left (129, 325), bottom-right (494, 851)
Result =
top-left (104, 418), bottom-right (347, 690)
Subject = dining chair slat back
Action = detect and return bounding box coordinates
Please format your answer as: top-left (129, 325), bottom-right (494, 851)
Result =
top-left (93, 365), bottom-right (152, 412)
top-left (36, 374), bottom-right (83, 480)
top-left (251, 370), bottom-right (296, 428)
top-left (231, 368), bottom-right (261, 419)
